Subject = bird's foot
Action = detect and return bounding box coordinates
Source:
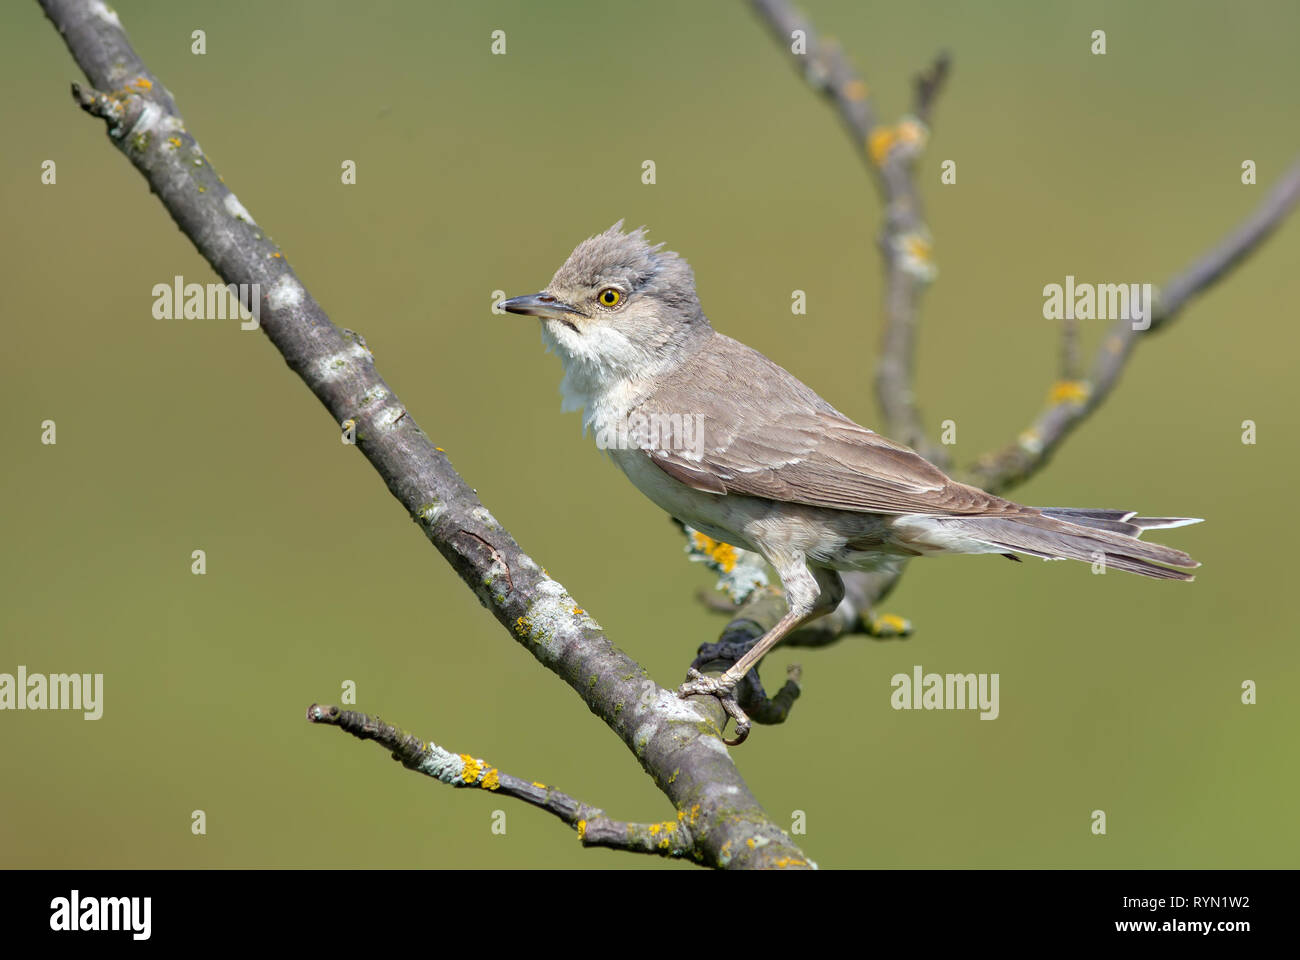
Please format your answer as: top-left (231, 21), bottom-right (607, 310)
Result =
top-left (678, 668), bottom-right (752, 746)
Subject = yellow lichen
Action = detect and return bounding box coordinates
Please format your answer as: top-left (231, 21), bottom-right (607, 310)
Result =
top-left (691, 531), bottom-right (737, 573)
top-left (897, 118), bottom-right (927, 147)
top-left (843, 79), bottom-right (868, 101)
top-left (903, 234), bottom-right (932, 263)
top-left (459, 754), bottom-right (482, 784)
top-left (868, 126), bottom-right (897, 165)
top-left (651, 822), bottom-right (676, 850)
top-left (874, 613), bottom-right (909, 633)
top-left (869, 119), bottom-right (927, 166)
top-left (514, 616), bottom-right (533, 639)
top-left (482, 768), bottom-right (500, 791)
top-left (1047, 380), bottom-right (1089, 406)
top-left (577, 819), bottom-right (587, 840)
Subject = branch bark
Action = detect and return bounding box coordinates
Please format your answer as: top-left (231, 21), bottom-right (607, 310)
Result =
top-left (38, 0), bottom-right (810, 870)
top-left (307, 705), bottom-right (703, 859)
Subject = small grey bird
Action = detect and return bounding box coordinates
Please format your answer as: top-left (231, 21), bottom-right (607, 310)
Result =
top-left (502, 223), bottom-right (1199, 743)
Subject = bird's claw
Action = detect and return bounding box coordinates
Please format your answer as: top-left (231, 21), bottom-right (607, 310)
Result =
top-left (678, 668), bottom-right (752, 746)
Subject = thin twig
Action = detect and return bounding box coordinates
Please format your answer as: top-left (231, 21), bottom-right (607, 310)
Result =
top-left (749, 0), bottom-right (949, 465)
top-left (967, 156), bottom-right (1300, 494)
top-left (913, 52), bottom-right (951, 125)
top-left (306, 705), bottom-right (699, 859)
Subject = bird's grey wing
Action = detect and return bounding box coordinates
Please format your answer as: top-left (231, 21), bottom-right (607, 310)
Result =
top-left (634, 338), bottom-right (1012, 516)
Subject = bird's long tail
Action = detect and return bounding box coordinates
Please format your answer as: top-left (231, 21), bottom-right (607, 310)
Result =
top-left (941, 507), bottom-right (1202, 580)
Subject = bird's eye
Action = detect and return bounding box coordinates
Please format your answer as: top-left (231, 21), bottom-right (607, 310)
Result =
top-left (598, 288), bottom-right (622, 308)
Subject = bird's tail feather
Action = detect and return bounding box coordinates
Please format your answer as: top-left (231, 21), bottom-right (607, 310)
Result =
top-left (948, 508), bottom-right (1202, 581)
top-left (1039, 507), bottom-right (1202, 537)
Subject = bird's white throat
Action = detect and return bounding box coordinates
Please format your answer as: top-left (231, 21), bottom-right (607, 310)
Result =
top-left (540, 318), bottom-right (687, 436)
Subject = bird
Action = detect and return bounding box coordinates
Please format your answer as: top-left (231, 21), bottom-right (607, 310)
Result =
top-left (500, 222), bottom-right (1200, 744)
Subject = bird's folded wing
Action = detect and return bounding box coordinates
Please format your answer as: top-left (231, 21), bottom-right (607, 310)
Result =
top-left (633, 340), bottom-right (1014, 517)
top-left (645, 410), bottom-right (1007, 515)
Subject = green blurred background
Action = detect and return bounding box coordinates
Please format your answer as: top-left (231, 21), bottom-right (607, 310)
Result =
top-left (2, 0), bottom-right (1297, 869)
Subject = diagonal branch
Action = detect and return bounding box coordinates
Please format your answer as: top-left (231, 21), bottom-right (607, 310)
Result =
top-left (307, 705), bottom-right (700, 859)
top-left (966, 156), bottom-right (1300, 495)
top-left (39, 0), bottom-right (811, 870)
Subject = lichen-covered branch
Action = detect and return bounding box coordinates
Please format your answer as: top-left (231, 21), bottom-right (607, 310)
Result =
top-left (306, 705), bottom-right (704, 859)
top-left (749, 0), bottom-right (949, 466)
top-left (966, 156), bottom-right (1300, 495)
top-left (39, 0), bottom-right (810, 870)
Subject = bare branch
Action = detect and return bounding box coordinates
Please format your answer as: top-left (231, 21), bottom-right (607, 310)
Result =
top-left (306, 705), bottom-right (700, 859)
top-left (39, 0), bottom-right (812, 870)
top-left (749, 0), bottom-right (948, 465)
top-left (913, 52), bottom-right (951, 125)
top-left (967, 156), bottom-right (1300, 495)
top-left (1060, 314), bottom-right (1082, 382)
top-left (748, 0), bottom-right (878, 150)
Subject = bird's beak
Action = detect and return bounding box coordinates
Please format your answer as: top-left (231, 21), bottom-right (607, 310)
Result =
top-left (499, 292), bottom-right (583, 323)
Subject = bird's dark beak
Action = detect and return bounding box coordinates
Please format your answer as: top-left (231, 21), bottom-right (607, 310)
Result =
top-left (499, 292), bottom-right (582, 323)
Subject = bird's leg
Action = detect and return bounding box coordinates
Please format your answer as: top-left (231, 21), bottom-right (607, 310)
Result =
top-left (679, 562), bottom-right (844, 745)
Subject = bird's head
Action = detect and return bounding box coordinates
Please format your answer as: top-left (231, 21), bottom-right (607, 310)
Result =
top-left (501, 222), bottom-right (711, 389)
